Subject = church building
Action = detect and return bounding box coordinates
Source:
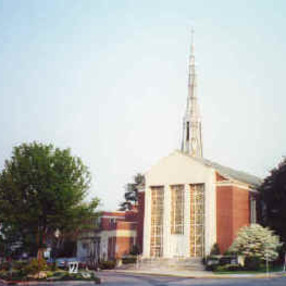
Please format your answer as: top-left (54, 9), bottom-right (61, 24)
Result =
top-left (77, 32), bottom-right (262, 265)
top-left (140, 31), bottom-right (261, 259)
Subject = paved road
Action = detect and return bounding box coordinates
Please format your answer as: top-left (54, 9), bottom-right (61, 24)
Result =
top-left (1, 272), bottom-right (286, 286)
top-left (98, 271), bottom-right (286, 286)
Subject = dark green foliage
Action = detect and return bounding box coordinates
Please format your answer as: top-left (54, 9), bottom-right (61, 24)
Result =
top-left (205, 255), bottom-right (238, 271)
top-left (129, 245), bottom-right (140, 255)
top-left (205, 264), bottom-right (216, 271)
top-left (0, 142), bottom-right (99, 255)
top-left (215, 264), bottom-right (244, 272)
top-left (0, 269), bottom-right (101, 283)
top-left (99, 260), bottom-right (116, 269)
top-left (219, 256), bottom-right (238, 266)
top-left (210, 243), bottom-right (221, 255)
top-left (0, 262), bottom-right (10, 271)
top-left (0, 270), bottom-right (26, 281)
top-left (260, 158), bottom-right (286, 246)
top-left (47, 271), bottom-right (99, 282)
top-left (205, 256), bottom-right (220, 271)
top-left (244, 256), bottom-right (261, 271)
top-left (50, 262), bottom-right (58, 272)
top-left (24, 258), bottom-right (47, 274)
top-left (119, 173), bottom-right (145, 211)
top-left (56, 239), bottom-right (77, 258)
top-left (13, 261), bottom-right (28, 270)
top-left (122, 256), bottom-right (137, 264)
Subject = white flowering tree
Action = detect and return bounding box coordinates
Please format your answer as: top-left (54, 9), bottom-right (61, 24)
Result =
top-left (229, 224), bottom-right (282, 268)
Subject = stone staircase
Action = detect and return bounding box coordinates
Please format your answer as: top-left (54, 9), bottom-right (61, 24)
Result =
top-left (117, 257), bottom-right (206, 272)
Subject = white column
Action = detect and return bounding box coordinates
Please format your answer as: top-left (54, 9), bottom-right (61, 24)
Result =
top-left (142, 187), bottom-right (151, 257)
top-left (204, 170), bottom-right (217, 256)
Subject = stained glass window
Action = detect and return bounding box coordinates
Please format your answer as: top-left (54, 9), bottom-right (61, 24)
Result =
top-left (150, 186), bottom-right (164, 257)
top-left (171, 185), bottom-right (184, 234)
top-left (190, 184), bottom-right (205, 257)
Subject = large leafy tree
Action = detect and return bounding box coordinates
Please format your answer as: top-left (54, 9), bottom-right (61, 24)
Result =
top-left (119, 173), bottom-right (145, 211)
top-left (0, 142), bottom-right (99, 258)
top-left (260, 158), bottom-right (286, 243)
top-left (229, 224), bottom-right (282, 269)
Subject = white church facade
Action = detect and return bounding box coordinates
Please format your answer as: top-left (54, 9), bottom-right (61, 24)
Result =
top-left (141, 151), bottom-right (261, 258)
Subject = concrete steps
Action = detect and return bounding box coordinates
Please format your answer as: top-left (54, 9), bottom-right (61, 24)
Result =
top-left (117, 257), bottom-right (205, 272)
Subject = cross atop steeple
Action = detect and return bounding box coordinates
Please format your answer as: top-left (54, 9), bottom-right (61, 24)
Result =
top-left (181, 29), bottom-right (203, 157)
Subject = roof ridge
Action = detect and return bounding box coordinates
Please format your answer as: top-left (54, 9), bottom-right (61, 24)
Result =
top-left (177, 150), bottom-right (262, 187)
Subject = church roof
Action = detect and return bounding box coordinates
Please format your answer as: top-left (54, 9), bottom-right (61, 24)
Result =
top-left (179, 151), bottom-right (262, 188)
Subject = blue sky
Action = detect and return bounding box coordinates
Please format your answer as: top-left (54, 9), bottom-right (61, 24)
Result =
top-left (0, 0), bottom-right (286, 210)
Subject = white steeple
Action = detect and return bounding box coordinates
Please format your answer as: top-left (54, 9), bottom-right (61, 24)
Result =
top-left (181, 29), bottom-right (203, 157)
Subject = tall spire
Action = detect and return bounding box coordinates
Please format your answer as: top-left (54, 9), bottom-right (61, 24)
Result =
top-left (181, 29), bottom-right (203, 157)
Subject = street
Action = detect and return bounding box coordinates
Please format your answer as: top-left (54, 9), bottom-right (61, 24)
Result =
top-left (1, 272), bottom-right (286, 286)
top-left (97, 271), bottom-right (286, 286)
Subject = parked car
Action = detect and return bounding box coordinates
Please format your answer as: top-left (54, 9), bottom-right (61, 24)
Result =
top-left (206, 255), bottom-right (239, 271)
top-left (47, 257), bottom-right (86, 269)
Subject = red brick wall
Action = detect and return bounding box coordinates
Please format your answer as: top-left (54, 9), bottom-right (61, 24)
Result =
top-left (101, 217), bottom-right (125, 230)
top-left (107, 236), bottom-right (135, 260)
top-left (114, 221), bottom-right (137, 231)
top-left (125, 210), bottom-right (138, 222)
top-left (232, 186), bottom-right (250, 237)
top-left (115, 237), bottom-right (135, 259)
top-left (137, 191), bottom-right (145, 253)
top-left (216, 185), bottom-right (233, 254)
top-left (103, 211), bottom-right (125, 217)
top-left (100, 209), bottom-right (139, 231)
top-left (216, 185), bottom-right (250, 254)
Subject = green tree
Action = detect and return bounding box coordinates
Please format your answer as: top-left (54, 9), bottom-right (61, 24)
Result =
top-left (229, 224), bottom-right (282, 269)
top-left (119, 173), bottom-right (145, 211)
top-left (259, 158), bottom-right (286, 244)
top-left (0, 142), bottom-right (99, 258)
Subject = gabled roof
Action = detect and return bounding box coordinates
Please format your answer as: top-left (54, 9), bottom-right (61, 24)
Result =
top-left (178, 151), bottom-right (262, 188)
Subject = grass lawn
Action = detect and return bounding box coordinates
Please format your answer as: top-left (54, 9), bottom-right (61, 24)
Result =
top-left (214, 265), bottom-right (285, 275)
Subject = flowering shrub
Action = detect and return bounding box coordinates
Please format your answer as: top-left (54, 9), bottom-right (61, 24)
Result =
top-left (24, 258), bottom-right (47, 274)
top-left (229, 224), bottom-right (282, 269)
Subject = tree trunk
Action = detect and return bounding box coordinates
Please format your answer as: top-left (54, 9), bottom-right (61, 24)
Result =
top-left (37, 228), bottom-right (46, 261)
top-left (37, 248), bottom-right (44, 260)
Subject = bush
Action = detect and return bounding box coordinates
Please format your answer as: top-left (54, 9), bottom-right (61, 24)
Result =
top-left (24, 258), bottom-right (47, 274)
top-left (210, 243), bottom-right (221, 255)
top-left (215, 264), bottom-right (244, 272)
top-left (0, 271), bottom-right (8, 279)
top-left (0, 262), bottom-right (10, 271)
top-left (205, 256), bottom-right (220, 271)
top-left (244, 256), bottom-right (261, 271)
top-left (229, 224), bottom-right (282, 263)
top-left (122, 256), bottom-right (137, 264)
top-left (13, 261), bottom-right (28, 270)
top-left (219, 256), bottom-right (238, 266)
top-left (47, 262), bottom-right (59, 272)
top-left (47, 271), bottom-right (100, 283)
top-left (130, 245), bottom-right (140, 255)
top-left (99, 260), bottom-right (116, 269)
top-left (206, 264), bottom-right (217, 271)
top-left (205, 255), bottom-right (240, 271)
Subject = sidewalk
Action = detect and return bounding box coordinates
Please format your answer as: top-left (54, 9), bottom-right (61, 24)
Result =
top-left (114, 268), bottom-right (286, 279)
